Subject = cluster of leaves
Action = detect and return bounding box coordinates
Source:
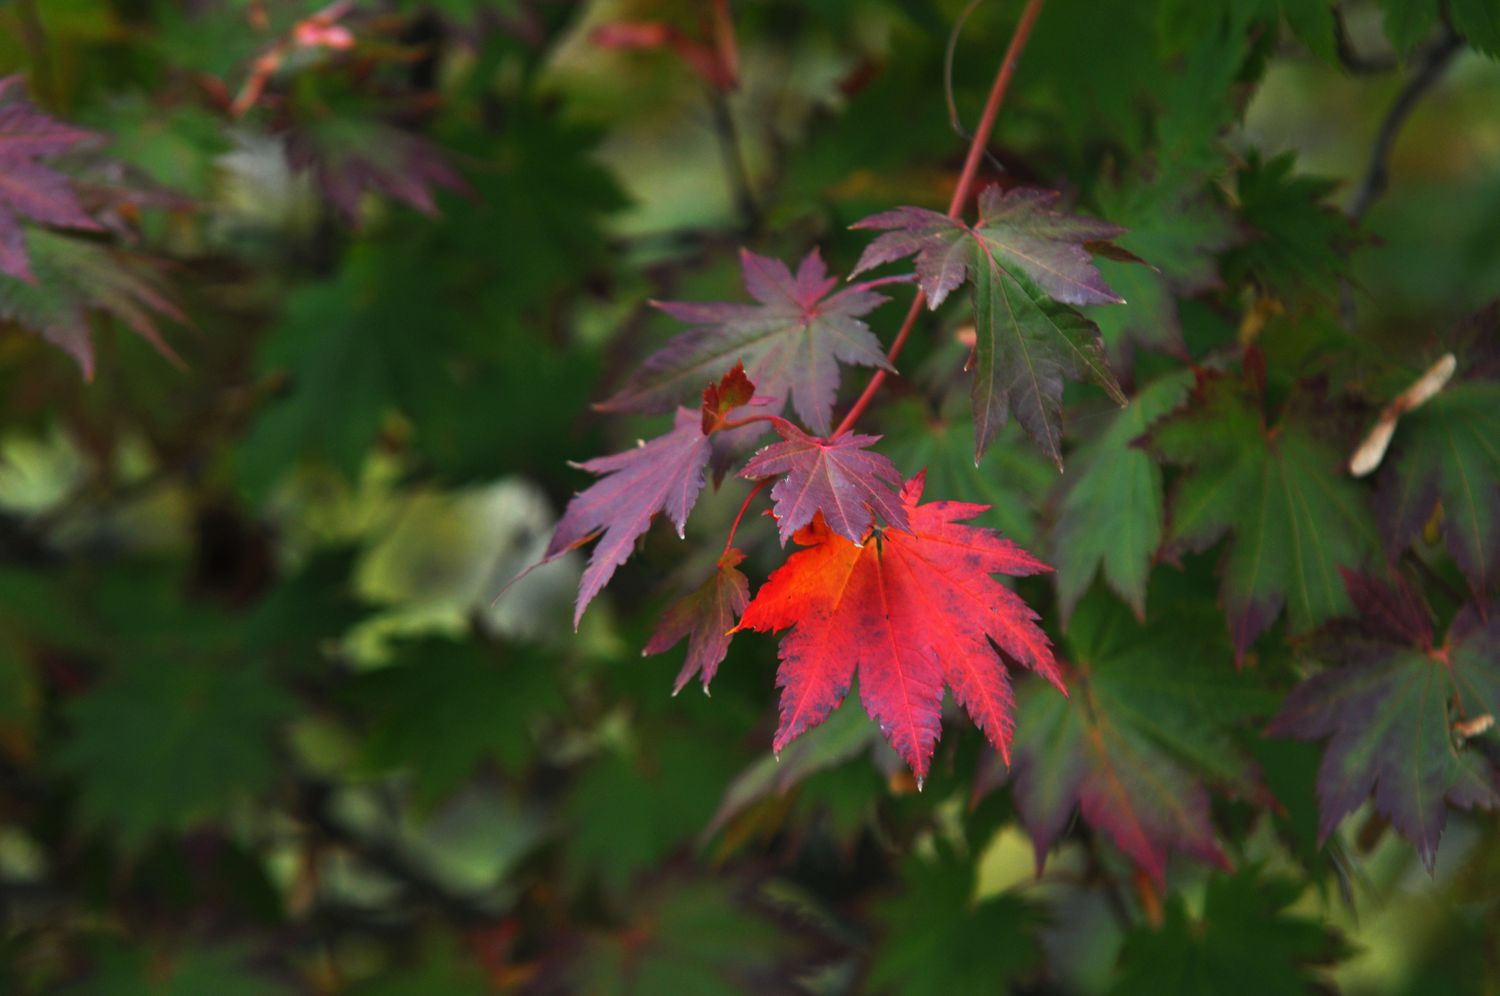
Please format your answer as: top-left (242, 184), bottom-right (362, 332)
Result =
top-left (2, 0), bottom-right (1500, 994)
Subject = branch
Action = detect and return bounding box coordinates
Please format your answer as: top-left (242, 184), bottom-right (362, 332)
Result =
top-left (833, 0), bottom-right (1047, 438)
top-left (296, 779), bottom-right (504, 926)
top-left (1341, 24), bottom-right (1461, 327)
top-left (1333, 4), bottom-right (1398, 75)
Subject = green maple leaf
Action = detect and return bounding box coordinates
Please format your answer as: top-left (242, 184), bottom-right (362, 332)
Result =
top-left (63, 941), bottom-right (289, 996)
top-left (350, 637), bottom-right (562, 808)
top-left (1111, 869), bottom-right (1353, 996)
top-left (868, 843), bottom-right (1041, 996)
top-left (1151, 372), bottom-right (1380, 658)
top-left (1223, 153), bottom-right (1352, 308)
top-left (1003, 586), bottom-right (1274, 884)
top-left (1089, 180), bottom-right (1237, 366)
top-left (53, 658), bottom-right (293, 849)
top-left (1052, 371), bottom-right (1193, 624)
top-left (569, 880), bottom-right (799, 996)
top-left (881, 396), bottom-right (1053, 547)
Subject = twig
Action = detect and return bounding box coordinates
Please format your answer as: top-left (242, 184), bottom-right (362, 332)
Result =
top-left (1340, 25), bottom-right (1461, 327)
top-left (834, 0), bottom-right (1046, 438)
top-left (1333, 4), bottom-right (1398, 75)
top-left (15, 0), bottom-right (56, 109)
top-left (710, 89), bottom-right (760, 232)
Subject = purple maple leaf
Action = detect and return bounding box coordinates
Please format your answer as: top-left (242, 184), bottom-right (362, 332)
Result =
top-left (852, 185), bottom-right (1125, 308)
top-left (740, 419), bottom-right (910, 545)
top-left (599, 249), bottom-right (894, 435)
top-left (286, 119), bottom-right (468, 225)
top-left (1266, 570), bottom-right (1500, 871)
top-left (546, 409), bottom-right (714, 628)
top-left (0, 75), bottom-right (103, 282)
top-left (643, 548), bottom-right (750, 695)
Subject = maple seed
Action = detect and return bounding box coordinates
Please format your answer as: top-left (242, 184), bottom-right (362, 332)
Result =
top-left (1348, 352), bottom-right (1457, 477)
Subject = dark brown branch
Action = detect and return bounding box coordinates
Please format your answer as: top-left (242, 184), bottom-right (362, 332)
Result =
top-left (1341, 25), bottom-right (1462, 328)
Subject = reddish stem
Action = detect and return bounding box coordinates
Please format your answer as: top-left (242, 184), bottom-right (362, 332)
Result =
top-left (832, 0), bottom-right (1046, 439)
top-left (716, 413), bottom-right (780, 432)
top-left (723, 479), bottom-right (769, 556)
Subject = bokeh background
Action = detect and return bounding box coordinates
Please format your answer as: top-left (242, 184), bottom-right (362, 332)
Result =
top-left (0, 1), bottom-right (1498, 992)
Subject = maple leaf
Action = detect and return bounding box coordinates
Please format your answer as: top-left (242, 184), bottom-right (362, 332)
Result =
top-left (0, 228), bottom-right (185, 379)
top-left (1052, 371), bottom-right (1193, 624)
top-left (853, 186), bottom-right (1127, 308)
top-left (1266, 570), bottom-right (1500, 870)
top-left (0, 75), bottom-right (103, 282)
top-left (1088, 178), bottom-right (1237, 366)
top-left (1150, 372), bottom-right (1380, 659)
top-left (598, 249), bottom-right (894, 435)
top-left (547, 409), bottom-right (714, 628)
top-left (285, 117), bottom-right (469, 225)
top-left (994, 587), bottom-right (1274, 885)
top-left (1222, 152), bottom-right (1352, 307)
top-left (1113, 869), bottom-right (1353, 996)
top-left (735, 473), bottom-right (1059, 783)
top-left (851, 185), bottom-right (1127, 465)
top-left (644, 548), bottom-right (751, 695)
top-left (699, 360), bottom-right (755, 434)
top-left (546, 366), bottom-right (758, 627)
top-left (740, 418), bottom-right (910, 546)
top-left (1378, 359), bottom-right (1500, 593)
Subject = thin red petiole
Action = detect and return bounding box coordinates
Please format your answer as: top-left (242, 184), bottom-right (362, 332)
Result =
top-left (723, 479), bottom-right (769, 556)
top-left (833, 0), bottom-right (1046, 440)
top-left (716, 413), bottom-right (780, 432)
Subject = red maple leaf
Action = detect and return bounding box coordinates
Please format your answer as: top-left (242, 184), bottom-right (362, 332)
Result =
top-left (740, 419), bottom-right (910, 546)
top-left (643, 548), bottom-right (750, 695)
top-left (0, 75), bottom-right (103, 282)
top-left (735, 474), bottom-right (1061, 783)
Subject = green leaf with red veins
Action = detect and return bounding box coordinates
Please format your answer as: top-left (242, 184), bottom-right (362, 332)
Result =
top-left (740, 418), bottom-right (910, 546)
top-left (1150, 373), bottom-right (1380, 660)
top-left (0, 75), bottom-right (102, 282)
top-left (1266, 570), bottom-right (1500, 872)
top-left (599, 249), bottom-right (893, 435)
top-left (546, 409), bottom-right (714, 628)
top-left (993, 588), bottom-right (1274, 885)
top-left (852, 185), bottom-right (1126, 308)
top-left (644, 548), bottom-right (751, 695)
top-left (852, 186), bottom-right (1127, 463)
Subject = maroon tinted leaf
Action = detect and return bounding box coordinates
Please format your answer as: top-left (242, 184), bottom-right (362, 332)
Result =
top-left (700, 361), bottom-right (756, 434)
top-left (851, 185), bottom-right (1126, 308)
top-left (599, 249), bottom-right (893, 435)
top-left (991, 592), bottom-right (1269, 885)
top-left (1266, 571), bottom-right (1500, 871)
top-left (740, 419), bottom-right (910, 546)
top-left (0, 75), bottom-right (103, 281)
top-left (0, 230), bottom-right (185, 379)
top-left (285, 119), bottom-right (468, 225)
top-left (851, 186), bottom-right (1127, 464)
top-left (644, 548), bottom-right (751, 695)
top-left (547, 409), bottom-right (714, 628)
